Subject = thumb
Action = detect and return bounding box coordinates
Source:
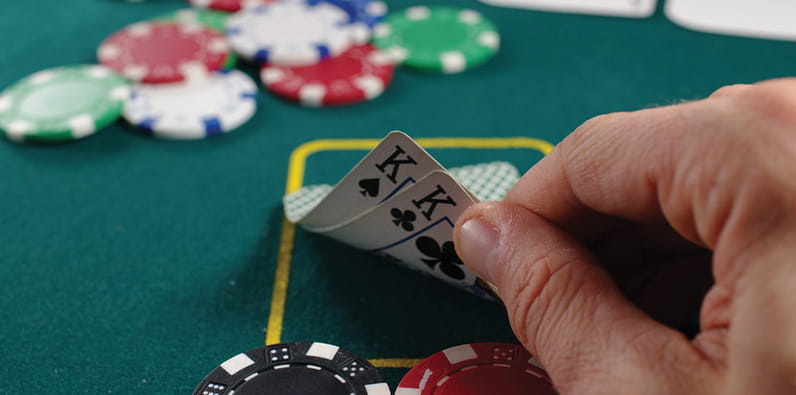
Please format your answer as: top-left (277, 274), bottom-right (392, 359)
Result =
top-left (453, 201), bottom-right (716, 394)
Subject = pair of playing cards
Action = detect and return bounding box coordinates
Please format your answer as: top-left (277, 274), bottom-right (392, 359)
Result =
top-left (284, 131), bottom-right (521, 299)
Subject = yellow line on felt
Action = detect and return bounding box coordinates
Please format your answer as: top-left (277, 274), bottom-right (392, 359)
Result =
top-left (267, 136), bottom-right (555, 345)
top-left (368, 358), bottom-right (423, 369)
top-left (265, 218), bottom-right (296, 346)
top-left (286, 137), bottom-right (554, 194)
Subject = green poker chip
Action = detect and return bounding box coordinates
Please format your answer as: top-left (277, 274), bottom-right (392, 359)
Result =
top-left (0, 65), bottom-right (130, 143)
top-left (154, 8), bottom-right (238, 69)
top-left (372, 6), bottom-right (500, 74)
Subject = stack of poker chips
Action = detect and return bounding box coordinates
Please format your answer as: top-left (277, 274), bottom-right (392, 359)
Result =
top-left (0, 0), bottom-right (501, 143)
top-left (97, 18), bottom-right (258, 140)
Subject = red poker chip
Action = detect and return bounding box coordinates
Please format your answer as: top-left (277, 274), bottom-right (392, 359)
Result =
top-left (186, 0), bottom-right (274, 12)
top-left (260, 44), bottom-right (394, 107)
top-left (97, 22), bottom-right (229, 84)
top-left (396, 343), bottom-right (557, 395)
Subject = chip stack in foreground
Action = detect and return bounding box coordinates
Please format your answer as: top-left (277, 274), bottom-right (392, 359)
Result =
top-left (193, 342), bottom-right (391, 395)
top-left (396, 342), bottom-right (557, 395)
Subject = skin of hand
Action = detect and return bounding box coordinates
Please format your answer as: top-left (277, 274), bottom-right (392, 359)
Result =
top-left (453, 79), bottom-right (796, 395)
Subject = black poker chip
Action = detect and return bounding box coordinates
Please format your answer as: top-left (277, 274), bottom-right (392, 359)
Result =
top-left (193, 342), bottom-right (390, 395)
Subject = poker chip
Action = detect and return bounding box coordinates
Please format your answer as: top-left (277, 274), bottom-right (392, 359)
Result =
top-left (226, 0), bottom-right (367, 66)
top-left (396, 343), bottom-right (556, 395)
top-left (155, 8), bottom-right (230, 34)
top-left (153, 9), bottom-right (239, 69)
top-left (324, 0), bottom-right (388, 32)
top-left (373, 6), bottom-right (500, 74)
top-left (193, 342), bottom-right (391, 395)
top-left (98, 21), bottom-right (230, 83)
top-left (261, 44), bottom-right (394, 106)
top-left (123, 70), bottom-right (257, 140)
top-left (0, 65), bottom-right (129, 143)
top-left (187, 0), bottom-right (272, 12)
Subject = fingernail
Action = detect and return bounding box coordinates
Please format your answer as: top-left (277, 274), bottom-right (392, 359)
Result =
top-left (458, 217), bottom-right (501, 283)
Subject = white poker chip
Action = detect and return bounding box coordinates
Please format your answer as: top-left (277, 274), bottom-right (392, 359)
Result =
top-left (123, 70), bottom-right (257, 140)
top-left (225, 0), bottom-right (367, 66)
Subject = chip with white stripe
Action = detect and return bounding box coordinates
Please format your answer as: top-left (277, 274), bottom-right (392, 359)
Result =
top-left (0, 65), bottom-right (129, 143)
top-left (193, 342), bottom-right (390, 395)
top-left (396, 342), bottom-right (555, 394)
top-left (123, 70), bottom-right (257, 140)
top-left (226, 0), bottom-right (364, 66)
top-left (373, 6), bottom-right (500, 73)
top-left (261, 44), bottom-right (394, 107)
top-left (98, 21), bottom-right (230, 84)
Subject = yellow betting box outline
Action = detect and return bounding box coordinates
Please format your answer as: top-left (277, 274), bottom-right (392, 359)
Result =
top-left (266, 136), bottom-right (554, 368)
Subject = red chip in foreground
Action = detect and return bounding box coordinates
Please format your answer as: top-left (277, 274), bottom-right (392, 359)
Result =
top-left (260, 44), bottom-right (394, 107)
top-left (98, 22), bottom-right (229, 84)
top-left (396, 343), bottom-right (557, 395)
top-left (187, 0), bottom-right (273, 12)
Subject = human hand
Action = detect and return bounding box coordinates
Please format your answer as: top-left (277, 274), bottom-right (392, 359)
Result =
top-left (454, 80), bottom-right (796, 394)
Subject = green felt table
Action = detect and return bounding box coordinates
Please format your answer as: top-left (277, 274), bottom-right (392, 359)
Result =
top-left (1, 0), bottom-right (795, 393)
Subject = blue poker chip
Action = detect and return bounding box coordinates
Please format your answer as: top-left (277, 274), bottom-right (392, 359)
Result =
top-left (225, 0), bottom-right (368, 66)
top-left (322, 0), bottom-right (388, 29)
top-left (122, 70), bottom-right (257, 140)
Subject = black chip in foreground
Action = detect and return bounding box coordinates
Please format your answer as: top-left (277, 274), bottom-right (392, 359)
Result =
top-left (193, 342), bottom-right (390, 395)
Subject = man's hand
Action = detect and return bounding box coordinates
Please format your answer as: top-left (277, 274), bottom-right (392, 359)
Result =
top-left (454, 79), bottom-right (796, 394)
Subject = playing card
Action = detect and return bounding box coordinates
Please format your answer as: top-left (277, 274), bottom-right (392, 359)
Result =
top-left (283, 133), bottom-right (521, 299)
top-left (284, 161), bottom-right (520, 223)
top-left (318, 170), bottom-right (496, 298)
top-left (320, 170), bottom-right (474, 249)
top-left (294, 131), bottom-right (445, 231)
top-left (479, 0), bottom-right (656, 18)
top-left (665, 0), bottom-right (796, 41)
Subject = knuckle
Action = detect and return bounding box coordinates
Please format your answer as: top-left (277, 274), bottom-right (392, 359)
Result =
top-left (709, 84), bottom-right (750, 98)
top-left (568, 112), bottom-right (625, 149)
top-left (725, 79), bottom-right (796, 133)
top-left (558, 114), bottom-right (624, 192)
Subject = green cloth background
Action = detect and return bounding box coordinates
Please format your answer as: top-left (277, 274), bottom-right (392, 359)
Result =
top-left (1, 0), bottom-right (794, 393)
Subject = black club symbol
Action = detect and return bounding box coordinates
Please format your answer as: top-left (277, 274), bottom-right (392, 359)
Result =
top-left (415, 236), bottom-right (466, 280)
top-left (391, 208), bottom-right (417, 231)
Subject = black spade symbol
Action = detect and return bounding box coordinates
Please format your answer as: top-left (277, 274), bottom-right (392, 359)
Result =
top-left (358, 178), bottom-right (380, 197)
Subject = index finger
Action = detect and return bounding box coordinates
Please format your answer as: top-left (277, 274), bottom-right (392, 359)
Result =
top-left (505, 104), bottom-right (706, 246)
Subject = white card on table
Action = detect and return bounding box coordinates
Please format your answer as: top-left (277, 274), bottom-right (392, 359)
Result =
top-left (666, 0), bottom-right (796, 42)
top-left (294, 130), bottom-right (445, 231)
top-left (479, 0), bottom-right (657, 18)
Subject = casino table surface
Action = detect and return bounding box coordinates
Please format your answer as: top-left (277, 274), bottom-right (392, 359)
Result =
top-left (1, 0), bottom-right (795, 393)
